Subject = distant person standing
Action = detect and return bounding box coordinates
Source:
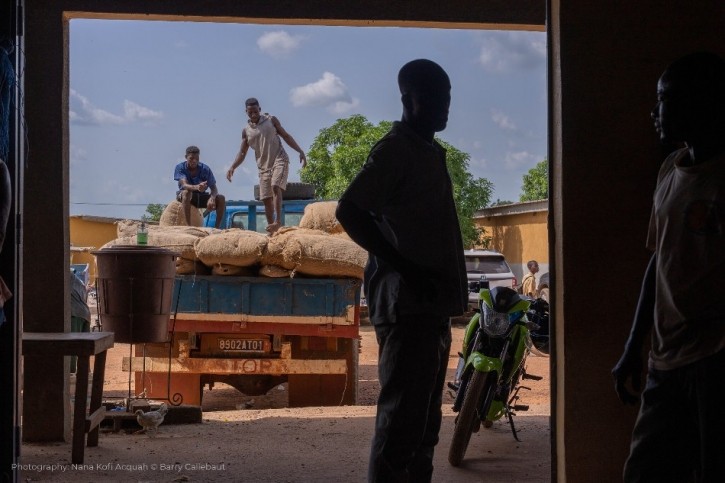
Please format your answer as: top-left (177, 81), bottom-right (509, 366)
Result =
top-left (612, 51), bottom-right (725, 482)
top-left (174, 145), bottom-right (226, 228)
top-left (226, 98), bottom-right (307, 233)
top-left (336, 59), bottom-right (467, 483)
top-left (521, 260), bottom-right (539, 297)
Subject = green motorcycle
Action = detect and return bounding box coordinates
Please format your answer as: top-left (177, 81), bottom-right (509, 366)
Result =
top-left (448, 279), bottom-right (543, 467)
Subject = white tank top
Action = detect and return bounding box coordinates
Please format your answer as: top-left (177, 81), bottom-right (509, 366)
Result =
top-left (243, 114), bottom-right (289, 172)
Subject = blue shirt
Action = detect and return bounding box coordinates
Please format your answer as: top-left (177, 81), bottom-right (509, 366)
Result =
top-left (174, 161), bottom-right (217, 195)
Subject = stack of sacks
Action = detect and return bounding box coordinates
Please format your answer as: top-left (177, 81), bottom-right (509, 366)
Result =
top-left (262, 226), bottom-right (367, 279)
top-left (105, 222), bottom-right (213, 275)
top-left (115, 220), bottom-right (214, 239)
top-left (298, 201), bottom-right (344, 234)
top-left (159, 200), bottom-right (204, 227)
top-left (261, 227), bottom-right (327, 277)
top-left (194, 230), bottom-right (268, 276)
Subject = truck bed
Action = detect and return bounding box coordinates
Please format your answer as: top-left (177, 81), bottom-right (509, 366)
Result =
top-left (171, 275), bottom-right (361, 324)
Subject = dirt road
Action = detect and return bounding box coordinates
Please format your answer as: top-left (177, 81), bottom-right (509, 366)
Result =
top-left (20, 324), bottom-right (551, 482)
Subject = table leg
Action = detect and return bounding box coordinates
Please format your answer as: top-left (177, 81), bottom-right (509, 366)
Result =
top-left (87, 351), bottom-right (107, 447)
top-left (72, 356), bottom-right (90, 464)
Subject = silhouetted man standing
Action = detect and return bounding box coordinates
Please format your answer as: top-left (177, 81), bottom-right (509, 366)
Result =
top-left (613, 51), bottom-right (725, 482)
top-left (337, 59), bottom-right (467, 483)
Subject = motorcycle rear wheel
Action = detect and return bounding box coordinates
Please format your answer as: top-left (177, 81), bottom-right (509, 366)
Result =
top-left (448, 370), bottom-right (493, 467)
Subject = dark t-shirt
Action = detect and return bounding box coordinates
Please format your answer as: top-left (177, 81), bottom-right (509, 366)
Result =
top-left (340, 121), bottom-right (468, 324)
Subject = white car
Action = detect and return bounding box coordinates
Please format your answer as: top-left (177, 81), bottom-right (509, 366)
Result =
top-left (464, 249), bottom-right (517, 311)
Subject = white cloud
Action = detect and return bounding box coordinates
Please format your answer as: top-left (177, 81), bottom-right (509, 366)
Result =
top-left (70, 90), bottom-right (125, 125)
top-left (329, 98), bottom-right (360, 115)
top-left (289, 72), bottom-right (359, 114)
top-left (491, 109), bottom-right (517, 131)
top-left (476, 31), bottom-right (546, 73)
top-left (504, 150), bottom-right (538, 170)
top-left (69, 90), bottom-right (163, 126)
top-left (257, 31), bottom-right (304, 58)
top-left (124, 100), bottom-right (164, 123)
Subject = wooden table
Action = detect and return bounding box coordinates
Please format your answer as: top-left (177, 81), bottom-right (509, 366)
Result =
top-left (22, 332), bottom-right (115, 464)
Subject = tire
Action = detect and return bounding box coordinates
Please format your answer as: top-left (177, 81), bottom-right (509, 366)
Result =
top-left (253, 182), bottom-right (316, 201)
top-left (448, 370), bottom-right (493, 467)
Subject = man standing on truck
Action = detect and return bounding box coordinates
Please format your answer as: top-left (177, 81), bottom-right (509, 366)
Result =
top-left (226, 98), bottom-right (307, 234)
top-left (174, 145), bottom-right (226, 229)
top-left (336, 59), bottom-right (467, 483)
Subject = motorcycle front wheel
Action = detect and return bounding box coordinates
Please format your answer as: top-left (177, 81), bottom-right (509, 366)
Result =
top-left (448, 370), bottom-right (494, 467)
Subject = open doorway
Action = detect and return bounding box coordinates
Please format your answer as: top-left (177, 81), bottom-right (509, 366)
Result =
top-left (17, 8), bottom-right (552, 481)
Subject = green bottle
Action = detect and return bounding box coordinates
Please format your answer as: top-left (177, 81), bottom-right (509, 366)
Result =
top-left (137, 221), bottom-right (148, 245)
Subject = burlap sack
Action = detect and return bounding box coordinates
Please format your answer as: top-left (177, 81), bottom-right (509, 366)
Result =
top-left (282, 232), bottom-right (367, 279)
top-left (211, 264), bottom-right (257, 276)
top-left (117, 220), bottom-right (213, 239)
top-left (159, 200), bottom-right (204, 227)
top-left (258, 265), bottom-right (292, 278)
top-left (101, 231), bottom-right (198, 260)
top-left (262, 226), bottom-right (329, 269)
top-left (194, 230), bottom-right (268, 267)
top-left (175, 257), bottom-right (211, 275)
top-left (298, 201), bottom-right (345, 234)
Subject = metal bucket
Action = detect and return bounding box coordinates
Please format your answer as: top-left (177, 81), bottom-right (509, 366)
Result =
top-left (92, 246), bottom-right (177, 343)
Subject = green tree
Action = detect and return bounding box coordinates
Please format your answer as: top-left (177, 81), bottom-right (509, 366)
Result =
top-left (143, 203), bottom-right (166, 222)
top-left (301, 115), bottom-right (493, 248)
top-left (302, 115), bottom-right (391, 200)
top-left (520, 159), bottom-right (548, 202)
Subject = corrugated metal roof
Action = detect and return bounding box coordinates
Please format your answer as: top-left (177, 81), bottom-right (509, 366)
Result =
top-left (70, 214), bottom-right (128, 224)
top-left (474, 199), bottom-right (548, 218)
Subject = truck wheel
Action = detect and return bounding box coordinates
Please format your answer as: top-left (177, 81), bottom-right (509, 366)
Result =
top-left (288, 337), bottom-right (358, 407)
top-left (254, 182), bottom-right (316, 201)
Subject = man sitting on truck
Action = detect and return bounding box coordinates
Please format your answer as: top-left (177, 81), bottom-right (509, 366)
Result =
top-left (174, 145), bottom-right (226, 228)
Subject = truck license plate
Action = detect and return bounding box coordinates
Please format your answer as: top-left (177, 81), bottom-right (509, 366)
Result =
top-left (218, 338), bottom-right (266, 352)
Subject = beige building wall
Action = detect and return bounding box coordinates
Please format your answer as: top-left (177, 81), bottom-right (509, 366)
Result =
top-left (69, 216), bottom-right (122, 282)
top-left (475, 201), bottom-right (548, 282)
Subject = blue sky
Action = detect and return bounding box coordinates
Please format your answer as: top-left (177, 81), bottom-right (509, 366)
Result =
top-left (69, 20), bottom-right (547, 220)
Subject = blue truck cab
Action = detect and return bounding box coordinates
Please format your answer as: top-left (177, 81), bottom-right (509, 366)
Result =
top-left (203, 199), bottom-right (316, 232)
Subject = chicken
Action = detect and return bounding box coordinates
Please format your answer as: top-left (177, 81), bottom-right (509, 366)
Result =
top-left (134, 403), bottom-right (168, 437)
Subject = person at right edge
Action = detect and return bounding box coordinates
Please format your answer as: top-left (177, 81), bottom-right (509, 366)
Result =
top-left (612, 51), bottom-right (725, 483)
top-left (336, 59), bottom-right (467, 483)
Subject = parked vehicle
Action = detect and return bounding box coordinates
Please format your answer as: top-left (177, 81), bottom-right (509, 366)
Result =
top-left (447, 279), bottom-right (542, 466)
top-left (527, 296), bottom-right (550, 356)
top-left (203, 198), bottom-right (315, 232)
top-left (463, 250), bottom-right (517, 311)
top-left (204, 182), bottom-right (316, 232)
top-left (124, 275), bottom-right (362, 407)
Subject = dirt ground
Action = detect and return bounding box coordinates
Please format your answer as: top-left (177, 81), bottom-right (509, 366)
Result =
top-left (19, 323), bottom-right (551, 483)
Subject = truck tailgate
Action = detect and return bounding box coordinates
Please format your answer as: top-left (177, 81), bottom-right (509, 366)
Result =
top-left (172, 276), bottom-right (361, 324)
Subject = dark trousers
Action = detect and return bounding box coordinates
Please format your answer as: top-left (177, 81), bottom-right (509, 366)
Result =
top-left (624, 349), bottom-right (725, 483)
top-left (368, 314), bottom-right (452, 483)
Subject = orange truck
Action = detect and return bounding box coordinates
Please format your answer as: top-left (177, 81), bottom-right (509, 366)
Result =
top-left (124, 275), bottom-right (362, 407)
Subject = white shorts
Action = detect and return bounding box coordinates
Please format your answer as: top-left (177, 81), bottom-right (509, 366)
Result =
top-left (258, 161), bottom-right (289, 200)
